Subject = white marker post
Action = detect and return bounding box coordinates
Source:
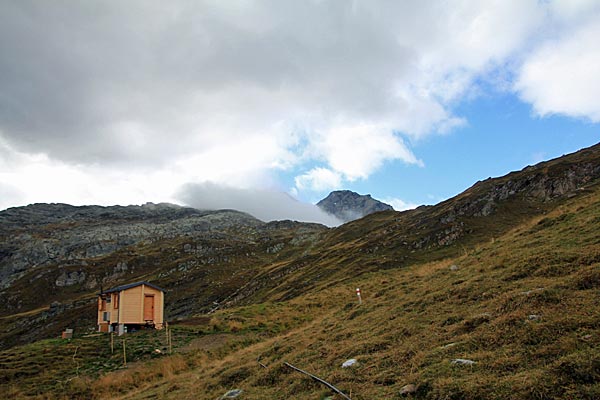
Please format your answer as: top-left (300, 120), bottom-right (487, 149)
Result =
top-left (356, 288), bottom-right (362, 305)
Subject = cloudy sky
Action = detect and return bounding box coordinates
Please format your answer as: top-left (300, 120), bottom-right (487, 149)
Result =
top-left (1, 1), bottom-right (599, 224)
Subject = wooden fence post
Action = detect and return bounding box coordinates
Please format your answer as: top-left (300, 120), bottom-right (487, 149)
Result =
top-left (123, 338), bottom-right (127, 367)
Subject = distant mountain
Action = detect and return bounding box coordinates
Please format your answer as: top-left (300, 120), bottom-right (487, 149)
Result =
top-left (4, 144), bottom-right (600, 400)
top-left (0, 201), bottom-right (327, 348)
top-left (317, 190), bottom-right (393, 222)
top-left (5, 144), bottom-right (600, 399)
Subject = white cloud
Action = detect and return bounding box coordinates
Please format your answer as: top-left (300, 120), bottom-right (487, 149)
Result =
top-left (516, 16), bottom-right (600, 122)
top-left (0, 1), bottom-right (598, 213)
top-left (176, 182), bottom-right (342, 226)
top-left (549, 0), bottom-right (600, 23)
top-left (0, 137), bottom-right (184, 210)
top-left (307, 122), bottom-right (423, 181)
top-left (295, 167), bottom-right (342, 192)
top-left (382, 197), bottom-right (419, 212)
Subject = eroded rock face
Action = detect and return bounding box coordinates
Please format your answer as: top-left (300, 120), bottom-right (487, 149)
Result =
top-left (55, 270), bottom-right (86, 287)
top-left (0, 203), bottom-right (264, 289)
top-left (0, 201), bottom-right (330, 349)
top-left (317, 190), bottom-right (393, 223)
top-left (441, 162), bottom-right (600, 225)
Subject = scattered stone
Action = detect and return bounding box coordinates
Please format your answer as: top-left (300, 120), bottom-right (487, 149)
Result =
top-left (115, 261), bottom-right (128, 272)
top-left (84, 275), bottom-right (98, 289)
top-left (266, 243), bottom-right (284, 254)
top-left (55, 270), bottom-right (87, 287)
top-left (528, 314), bottom-right (541, 321)
top-left (581, 334), bottom-right (593, 341)
top-left (451, 358), bottom-right (476, 366)
top-left (399, 383), bottom-right (417, 395)
top-left (449, 264), bottom-right (459, 271)
top-left (342, 359), bottom-right (358, 368)
top-left (220, 389), bottom-right (243, 399)
top-left (521, 288), bottom-right (544, 296)
top-left (441, 342), bottom-right (460, 349)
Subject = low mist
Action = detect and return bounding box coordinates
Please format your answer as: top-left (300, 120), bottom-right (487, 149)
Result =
top-left (176, 183), bottom-right (342, 227)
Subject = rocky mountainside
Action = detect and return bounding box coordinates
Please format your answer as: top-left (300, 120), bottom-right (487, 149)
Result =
top-left (0, 203), bottom-right (326, 348)
top-left (2, 143), bottom-right (600, 354)
top-left (3, 142), bottom-right (600, 399)
top-left (218, 143), bottom-right (600, 306)
top-left (0, 203), bottom-right (265, 290)
top-left (317, 190), bottom-right (393, 222)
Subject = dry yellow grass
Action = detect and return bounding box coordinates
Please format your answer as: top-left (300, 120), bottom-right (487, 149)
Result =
top-left (4, 148), bottom-right (600, 399)
top-left (80, 187), bottom-right (600, 400)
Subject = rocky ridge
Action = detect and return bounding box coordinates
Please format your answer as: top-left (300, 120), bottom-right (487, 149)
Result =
top-left (2, 143), bottom-right (600, 350)
top-left (317, 190), bottom-right (393, 222)
top-left (0, 203), bottom-right (263, 290)
top-left (0, 202), bottom-right (328, 348)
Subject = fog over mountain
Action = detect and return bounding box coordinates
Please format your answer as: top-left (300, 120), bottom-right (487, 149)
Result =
top-left (177, 182), bottom-right (342, 227)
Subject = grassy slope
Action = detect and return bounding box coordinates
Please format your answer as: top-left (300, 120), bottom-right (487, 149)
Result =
top-left (3, 173), bottom-right (600, 399)
top-left (4, 143), bottom-right (599, 351)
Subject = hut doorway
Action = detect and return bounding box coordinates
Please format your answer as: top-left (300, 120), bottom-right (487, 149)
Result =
top-left (144, 295), bottom-right (155, 321)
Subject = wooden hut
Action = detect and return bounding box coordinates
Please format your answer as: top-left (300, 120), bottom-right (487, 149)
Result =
top-left (98, 281), bottom-right (165, 334)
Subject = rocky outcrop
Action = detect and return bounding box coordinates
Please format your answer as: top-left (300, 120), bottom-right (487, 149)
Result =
top-left (0, 203), bottom-right (264, 289)
top-left (317, 190), bottom-right (393, 223)
top-left (55, 270), bottom-right (87, 287)
top-left (0, 200), bottom-right (330, 349)
top-left (440, 159), bottom-right (600, 225)
top-left (2, 143), bottom-right (600, 352)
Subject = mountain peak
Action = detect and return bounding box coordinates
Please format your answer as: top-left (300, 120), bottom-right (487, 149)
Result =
top-left (317, 190), bottom-right (393, 222)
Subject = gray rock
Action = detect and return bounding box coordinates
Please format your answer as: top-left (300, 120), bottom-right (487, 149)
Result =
top-left (220, 389), bottom-right (243, 398)
top-left (449, 264), bottom-right (459, 271)
top-left (317, 190), bottom-right (393, 222)
top-left (441, 342), bottom-right (460, 349)
top-left (115, 261), bottom-right (128, 272)
top-left (266, 243), bottom-right (284, 254)
top-left (521, 288), bottom-right (545, 296)
top-left (451, 358), bottom-right (476, 366)
top-left (0, 203), bottom-right (266, 289)
top-left (342, 358), bottom-right (357, 368)
top-left (84, 275), bottom-right (98, 290)
top-left (55, 270), bottom-right (87, 287)
top-left (400, 384), bottom-right (417, 395)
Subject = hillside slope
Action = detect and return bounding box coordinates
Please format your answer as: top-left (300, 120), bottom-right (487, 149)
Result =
top-left (0, 204), bottom-right (327, 348)
top-left (222, 143), bottom-right (600, 306)
top-left (2, 145), bottom-right (600, 399)
top-left (2, 143), bottom-right (600, 399)
top-left (167, 177), bottom-right (600, 399)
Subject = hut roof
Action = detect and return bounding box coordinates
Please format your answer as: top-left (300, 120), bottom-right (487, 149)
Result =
top-left (103, 281), bottom-right (165, 294)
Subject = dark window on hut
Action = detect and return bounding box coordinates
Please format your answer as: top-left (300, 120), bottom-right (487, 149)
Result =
top-left (113, 293), bottom-right (119, 309)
